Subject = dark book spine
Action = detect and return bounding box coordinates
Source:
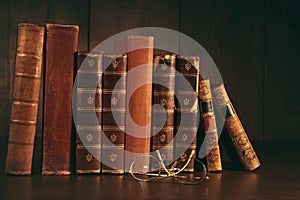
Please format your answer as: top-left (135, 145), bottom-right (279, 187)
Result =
top-left (212, 84), bottom-right (261, 171)
top-left (102, 54), bottom-right (127, 174)
top-left (125, 35), bottom-right (154, 172)
top-left (174, 56), bottom-right (200, 172)
top-left (42, 24), bottom-right (79, 175)
top-left (5, 23), bottom-right (44, 175)
top-left (199, 79), bottom-right (222, 172)
top-left (151, 54), bottom-right (176, 166)
top-left (75, 51), bottom-right (102, 174)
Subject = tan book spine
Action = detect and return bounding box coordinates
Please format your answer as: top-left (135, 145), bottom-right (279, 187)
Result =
top-left (5, 23), bottom-right (44, 175)
top-left (125, 35), bottom-right (154, 172)
top-left (75, 51), bottom-right (102, 174)
top-left (199, 79), bottom-right (222, 172)
top-left (42, 24), bottom-right (79, 175)
top-left (212, 84), bottom-right (261, 171)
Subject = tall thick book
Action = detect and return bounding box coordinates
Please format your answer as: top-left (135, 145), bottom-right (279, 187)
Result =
top-left (212, 84), bottom-right (261, 171)
top-left (199, 79), bottom-right (222, 172)
top-left (121, 35), bottom-right (154, 172)
top-left (42, 24), bottom-right (79, 175)
top-left (75, 51), bottom-right (102, 174)
top-left (174, 56), bottom-right (200, 172)
top-left (102, 54), bottom-right (127, 174)
top-left (151, 54), bottom-right (176, 166)
top-left (5, 23), bottom-right (44, 175)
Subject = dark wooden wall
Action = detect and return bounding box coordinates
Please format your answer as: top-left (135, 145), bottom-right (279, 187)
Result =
top-left (0, 0), bottom-right (299, 143)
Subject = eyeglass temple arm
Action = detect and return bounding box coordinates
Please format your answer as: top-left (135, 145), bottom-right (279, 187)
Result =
top-left (155, 150), bottom-right (172, 176)
top-left (173, 150), bottom-right (196, 175)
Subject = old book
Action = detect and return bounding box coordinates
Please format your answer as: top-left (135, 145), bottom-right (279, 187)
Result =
top-left (199, 79), bottom-right (222, 172)
top-left (174, 56), bottom-right (200, 172)
top-left (120, 35), bottom-right (154, 172)
top-left (42, 24), bottom-right (79, 175)
top-left (102, 54), bottom-right (127, 174)
top-left (5, 23), bottom-right (44, 175)
top-left (151, 54), bottom-right (176, 166)
top-left (212, 84), bottom-right (261, 171)
top-left (75, 51), bottom-right (102, 174)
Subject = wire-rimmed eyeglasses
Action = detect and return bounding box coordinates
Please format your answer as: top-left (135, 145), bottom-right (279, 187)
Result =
top-left (129, 149), bottom-right (209, 184)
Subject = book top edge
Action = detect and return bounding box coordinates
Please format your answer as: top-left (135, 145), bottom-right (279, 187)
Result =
top-left (46, 23), bottom-right (79, 31)
top-left (18, 23), bottom-right (44, 32)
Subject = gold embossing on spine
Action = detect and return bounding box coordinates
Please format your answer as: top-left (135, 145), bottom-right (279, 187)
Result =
top-left (75, 51), bottom-right (102, 174)
top-left (102, 54), bottom-right (127, 174)
top-left (151, 54), bottom-right (176, 166)
top-left (199, 79), bottom-right (222, 172)
top-left (213, 84), bottom-right (261, 171)
top-left (174, 56), bottom-right (200, 172)
top-left (5, 23), bottom-right (44, 175)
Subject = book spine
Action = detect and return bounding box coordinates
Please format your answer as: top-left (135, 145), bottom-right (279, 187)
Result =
top-left (75, 51), bottom-right (102, 174)
top-left (199, 79), bottom-right (222, 172)
top-left (151, 54), bottom-right (176, 166)
top-left (174, 56), bottom-right (200, 172)
top-left (42, 24), bottom-right (79, 175)
top-left (212, 84), bottom-right (261, 171)
top-left (125, 35), bottom-right (154, 172)
top-left (5, 23), bottom-right (44, 175)
top-left (102, 54), bottom-right (127, 174)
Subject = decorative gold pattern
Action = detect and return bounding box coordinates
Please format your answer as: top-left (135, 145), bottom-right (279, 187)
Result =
top-left (85, 153), bottom-right (93, 162)
top-left (86, 133), bottom-right (93, 142)
top-left (110, 153), bottom-right (117, 162)
top-left (160, 98), bottom-right (167, 106)
top-left (159, 132), bottom-right (167, 143)
top-left (111, 96), bottom-right (118, 106)
top-left (183, 97), bottom-right (190, 106)
top-left (181, 133), bottom-right (188, 142)
top-left (87, 96), bottom-right (94, 105)
top-left (88, 58), bottom-right (95, 67)
top-left (110, 133), bottom-right (117, 143)
top-left (112, 60), bottom-right (119, 69)
top-left (184, 63), bottom-right (192, 71)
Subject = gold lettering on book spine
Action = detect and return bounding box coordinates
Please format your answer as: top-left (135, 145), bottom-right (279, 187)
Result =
top-left (213, 84), bottom-right (261, 171)
top-left (199, 79), bottom-right (222, 171)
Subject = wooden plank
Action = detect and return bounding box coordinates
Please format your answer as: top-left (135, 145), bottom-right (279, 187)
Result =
top-left (264, 0), bottom-right (300, 141)
top-left (180, 0), bottom-right (265, 141)
top-left (47, 0), bottom-right (89, 50)
top-left (90, 0), bottom-right (179, 51)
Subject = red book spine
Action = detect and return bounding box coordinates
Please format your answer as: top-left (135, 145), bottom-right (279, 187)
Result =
top-left (125, 35), bottom-right (154, 172)
top-left (5, 23), bottom-right (44, 175)
top-left (42, 24), bottom-right (79, 175)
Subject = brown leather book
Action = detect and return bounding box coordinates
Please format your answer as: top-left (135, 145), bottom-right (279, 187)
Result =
top-left (174, 56), bottom-right (200, 172)
top-left (42, 24), bottom-right (79, 175)
top-left (212, 84), bottom-right (261, 171)
top-left (5, 23), bottom-right (44, 175)
top-left (75, 51), bottom-right (102, 174)
top-left (199, 79), bottom-right (222, 172)
top-left (151, 54), bottom-right (176, 166)
top-left (122, 35), bottom-right (154, 172)
top-left (102, 54), bottom-right (127, 174)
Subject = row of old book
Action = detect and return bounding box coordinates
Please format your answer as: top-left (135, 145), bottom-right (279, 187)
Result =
top-left (5, 23), bottom-right (261, 175)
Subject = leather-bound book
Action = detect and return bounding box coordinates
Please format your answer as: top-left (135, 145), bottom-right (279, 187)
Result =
top-left (199, 79), bottom-right (222, 172)
top-left (212, 84), bottom-right (261, 171)
top-left (151, 54), bottom-right (176, 166)
top-left (174, 56), bottom-right (200, 172)
top-left (75, 51), bottom-right (102, 174)
top-left (121, 35), bottom-right (154, 172)
top-left (42, 24), bottom-right (79, 175)
top-left (5, 23), bottom-right (44, 175)
top-left (102, 54), bottom-right (127, 174)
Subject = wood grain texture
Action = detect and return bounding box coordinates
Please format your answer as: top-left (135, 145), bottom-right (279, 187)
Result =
top-left (180, 0), bottom-right (265, 141)
top-left (264, 0), bottom-right (300, 141)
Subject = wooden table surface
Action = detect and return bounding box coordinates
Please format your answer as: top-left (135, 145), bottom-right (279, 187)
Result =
top-left (1, 141), bottom-right (300, 200)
